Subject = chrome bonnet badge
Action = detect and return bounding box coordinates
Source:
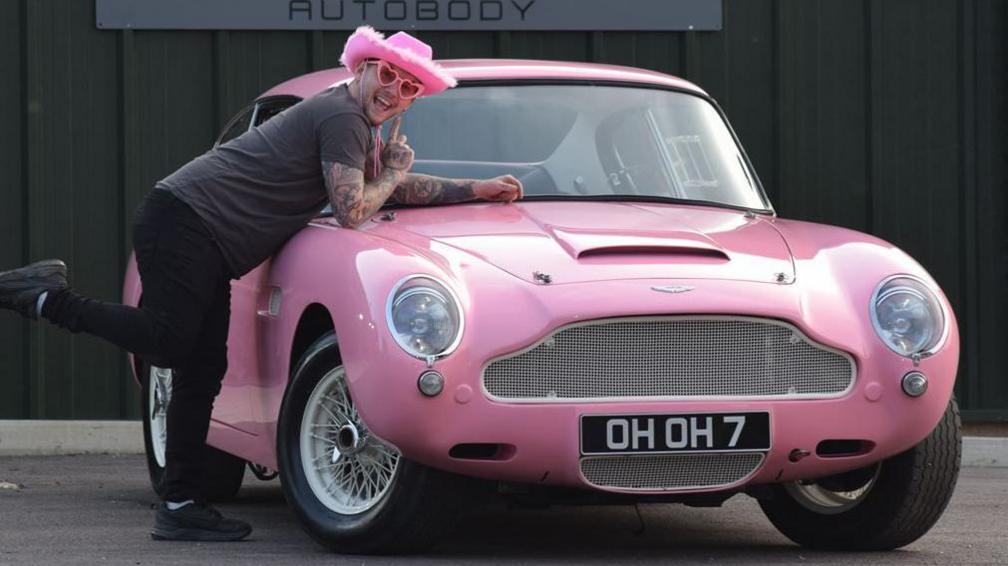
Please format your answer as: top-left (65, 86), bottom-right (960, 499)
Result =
top-left (651, 285), bottom-right (695, 294)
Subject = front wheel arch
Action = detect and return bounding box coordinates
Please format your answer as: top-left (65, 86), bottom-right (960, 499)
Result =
top-left (758, 398), bottom-right (962, 550)
top-left (288, 303), bottom-right (336, 378)
top-left (276, 331), bottom-right (467, 554)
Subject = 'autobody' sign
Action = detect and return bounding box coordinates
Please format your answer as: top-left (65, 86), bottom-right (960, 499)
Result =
top-left (96, 0), bottom-right (722, 31)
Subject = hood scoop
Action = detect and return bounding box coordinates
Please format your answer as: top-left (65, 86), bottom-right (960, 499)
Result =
top-left (576, 245), bottom-right (729, 262)
top-left (576, 243), bottom-right (725, 263)
top-left (552, 228), bottom-right (730, 263)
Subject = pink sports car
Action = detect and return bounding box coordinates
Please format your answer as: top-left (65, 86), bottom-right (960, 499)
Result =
top-left (124, 60), bottom-right (961, 554)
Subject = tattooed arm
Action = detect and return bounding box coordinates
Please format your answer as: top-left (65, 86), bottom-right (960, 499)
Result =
top-left (393, 173), bottom-right (523, 205)
top-left (323, 162), bottom-right (404, 229)
top-left (392, 174), bottom-right (476, 205)
top-left (324, 116), bottom-right (414, 229)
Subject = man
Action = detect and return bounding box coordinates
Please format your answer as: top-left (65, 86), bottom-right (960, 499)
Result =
top-left (0, 27), bottom-right (521, 541)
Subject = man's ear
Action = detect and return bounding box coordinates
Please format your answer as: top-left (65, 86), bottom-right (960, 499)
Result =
top-left (351, 61), bottom-right (368, 83)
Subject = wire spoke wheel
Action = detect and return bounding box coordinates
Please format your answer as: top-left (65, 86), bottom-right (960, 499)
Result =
top-left (280, 334), bottom-right (467, 553)
top-left (759, 400), bottom-right (961, 550)
top-left (148, 366), bottom-right (173, 468)
top-left (299, 367), bottom-right (401, 514)
top-left (784, 464), bottom-right (881, 515)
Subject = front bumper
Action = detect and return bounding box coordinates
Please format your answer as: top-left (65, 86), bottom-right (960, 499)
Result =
top-left (346, 278), bottom-right (958, 495)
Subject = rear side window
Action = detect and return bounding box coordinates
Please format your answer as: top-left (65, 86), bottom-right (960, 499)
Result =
top-left (216, 106), bottom-right (254, 146)
top-left (252, 96), bottom-right (301, 127)
top-left (214, 96), bottom-right (302, 147)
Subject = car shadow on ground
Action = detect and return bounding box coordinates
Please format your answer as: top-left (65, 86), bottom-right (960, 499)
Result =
top-left (219, 482), bottom-right (931, 564)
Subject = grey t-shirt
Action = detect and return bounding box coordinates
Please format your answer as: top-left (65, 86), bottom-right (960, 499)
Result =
top-left (157, 84), bottom-right (373, 277)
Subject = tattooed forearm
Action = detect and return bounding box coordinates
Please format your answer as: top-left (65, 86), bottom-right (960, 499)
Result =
top-left (393, 174), bottom-right (477, 206)
top-left (323, 161), bottom-right (403, 229)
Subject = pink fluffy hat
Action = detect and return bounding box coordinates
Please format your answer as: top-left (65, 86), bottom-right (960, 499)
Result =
top-left (340, 26), bottom-right (457, 96)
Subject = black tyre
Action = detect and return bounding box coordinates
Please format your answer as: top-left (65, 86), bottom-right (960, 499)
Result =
top-left (140, 361), bottom-right (246, 501)
top-left (277, 333), bottom-right (466, 554)
top-left (759, 399), bottom-right (961, 550)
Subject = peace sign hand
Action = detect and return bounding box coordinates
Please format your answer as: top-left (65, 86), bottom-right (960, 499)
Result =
top-left (381, 117), bottom-right (414, 173)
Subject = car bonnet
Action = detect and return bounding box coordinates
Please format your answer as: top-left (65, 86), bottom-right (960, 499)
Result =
top-left (369, 201), bottom-right (795, 286)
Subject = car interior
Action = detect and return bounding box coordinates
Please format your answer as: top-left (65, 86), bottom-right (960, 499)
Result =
top-left (218, 84), bottom-right (765, 216)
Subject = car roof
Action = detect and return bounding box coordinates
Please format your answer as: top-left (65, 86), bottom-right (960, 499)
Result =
top-left (259, 59), bottom-right (708, 100)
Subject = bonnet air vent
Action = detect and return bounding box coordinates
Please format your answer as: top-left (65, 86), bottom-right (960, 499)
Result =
top-left (576, 245), bottom-right (730, 261)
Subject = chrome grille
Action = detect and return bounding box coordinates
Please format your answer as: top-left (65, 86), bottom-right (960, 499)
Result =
top-left (581, 452), bottom-right (764, 491)
top-left (482, 317), bottom-right (854, 401)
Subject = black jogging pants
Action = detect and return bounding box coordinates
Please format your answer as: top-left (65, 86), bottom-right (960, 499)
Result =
top-left (43, 188), bottom-right (232, 502)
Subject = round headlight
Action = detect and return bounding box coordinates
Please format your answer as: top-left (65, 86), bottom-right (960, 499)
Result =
top-left (870, 276), bottom-right (945, 357)
top-left (387, 276), bottom-right (463, 359)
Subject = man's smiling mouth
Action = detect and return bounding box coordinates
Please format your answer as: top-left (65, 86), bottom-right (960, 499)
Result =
top-left (374, 91), bottom-right (396, 112)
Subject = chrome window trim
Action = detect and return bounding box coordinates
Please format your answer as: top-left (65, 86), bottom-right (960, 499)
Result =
top-left (213, 103), bottom-right (255, 148)
top-left (213, 95), bottom-right (303, 148)
top-left (248, 103), bottom-right (261, 131)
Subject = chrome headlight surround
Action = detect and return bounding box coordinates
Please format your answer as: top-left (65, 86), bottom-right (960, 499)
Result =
top-left (385, 274), bottom-right (464, 360)
top-left (870, 275), bottom-right (948, 358)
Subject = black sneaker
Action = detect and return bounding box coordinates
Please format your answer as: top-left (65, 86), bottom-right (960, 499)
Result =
top-left (151, 502), bottom-right (252, 542)
top-left (0, 259), bottom-right (68, 320)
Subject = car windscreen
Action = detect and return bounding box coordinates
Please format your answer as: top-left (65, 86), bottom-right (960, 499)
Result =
top-left (398, 84), bottom-right (768, 210)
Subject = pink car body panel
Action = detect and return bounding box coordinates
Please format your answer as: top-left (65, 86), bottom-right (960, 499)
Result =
top-left (260, 59), bottom-right (708, 100)
top-left (123, 60), bottom-right (958, 494)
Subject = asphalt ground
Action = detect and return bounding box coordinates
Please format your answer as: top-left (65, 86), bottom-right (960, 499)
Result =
top-left (0, 455), bottom-right (1005, 565)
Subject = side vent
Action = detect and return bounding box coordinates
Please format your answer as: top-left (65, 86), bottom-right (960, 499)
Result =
top-left (449, 443), bottom-right (516, 461)
top-left (816, 439), bottom-right (875, 458)
top-left (257, 286), bottom-right (283, 317)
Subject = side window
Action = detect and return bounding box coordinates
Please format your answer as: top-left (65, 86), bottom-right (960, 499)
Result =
top-left (215, 105), bottom-right (255, 147)
top-left (214, 96), bottom-right (302, 148)
top-left (252, 96), bottom-right (300, 127)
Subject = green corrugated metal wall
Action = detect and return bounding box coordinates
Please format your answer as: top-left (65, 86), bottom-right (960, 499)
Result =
top-left (0, 0), bottom-right (1004, 421)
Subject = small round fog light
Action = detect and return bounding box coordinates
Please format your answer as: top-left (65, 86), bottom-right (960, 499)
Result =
top-left (418, 371), bottom-right (444, 397)
top-left (901, 371), bottom-right (928, 397)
